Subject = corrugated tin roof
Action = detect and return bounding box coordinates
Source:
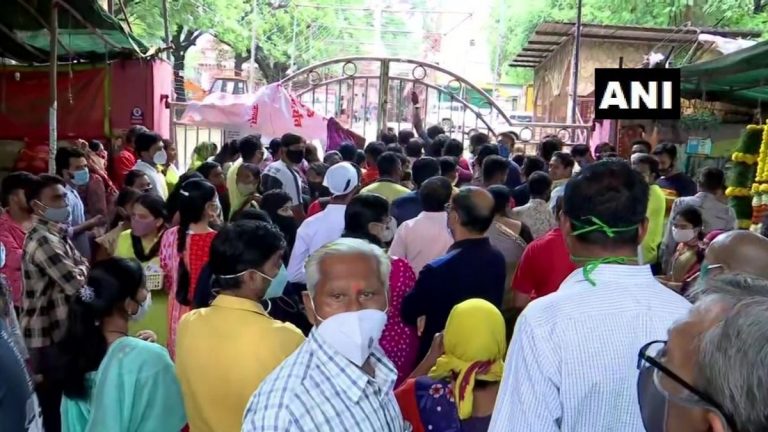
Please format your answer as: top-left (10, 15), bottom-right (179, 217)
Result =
top-left (509, 22), bottom-right (762, 69)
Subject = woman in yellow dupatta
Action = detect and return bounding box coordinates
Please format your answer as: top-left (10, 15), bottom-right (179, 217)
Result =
top-left (395, 299), bottom-right (506, 432)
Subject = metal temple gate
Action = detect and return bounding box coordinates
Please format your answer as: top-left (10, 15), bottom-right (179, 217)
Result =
top-left (280, 56), bottom-right (591, 150)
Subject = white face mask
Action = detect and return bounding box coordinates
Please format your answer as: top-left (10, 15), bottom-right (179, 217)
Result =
top-left (672, 227), bottom-right (697, 244)
top-left (315, 308), bottom-right (388, 367)
top-left (130, 291), bottom-right (152, 322)
top-left (153, 149), bottom-right (168, 165)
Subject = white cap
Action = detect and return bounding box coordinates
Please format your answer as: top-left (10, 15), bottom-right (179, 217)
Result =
top-left (323, 162), bottom-right (359, 196)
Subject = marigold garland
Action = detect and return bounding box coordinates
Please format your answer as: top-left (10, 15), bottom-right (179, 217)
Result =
top-left (749, 121), bottom-right (768, 232)
top-left (729, 124), bottom-right (765, 228)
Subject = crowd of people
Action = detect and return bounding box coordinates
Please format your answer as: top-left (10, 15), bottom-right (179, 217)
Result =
top-left (1, 113), bottom-right (768, 432)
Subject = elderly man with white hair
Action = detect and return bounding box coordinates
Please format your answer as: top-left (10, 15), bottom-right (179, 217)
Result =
top-left (636, 273), bottom-right (768, 432)
top-left (242, 237), bottom-right (412, 432)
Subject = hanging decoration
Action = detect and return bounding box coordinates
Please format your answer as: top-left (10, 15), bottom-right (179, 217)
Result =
top-left (750, 122), bottom-right (768, 232)
top-left (726, 124), bottom-right (763, 229)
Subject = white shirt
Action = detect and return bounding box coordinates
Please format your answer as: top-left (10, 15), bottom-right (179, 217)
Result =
top-left (242, 330), bottom-right (410, 432)
top-left (133, 160), bottom-right (168, 199)
top-left (286, 204), bottom-right (346, 283)
top-left (489, 264), bottom-right (691, 432)
top-left (262, 160), bottom-right (303, 206)
top-left (388, 211), bottom-right (453, 275)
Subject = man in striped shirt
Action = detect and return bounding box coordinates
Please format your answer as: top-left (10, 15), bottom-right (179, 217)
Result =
top-left (490, 160), bottom-right (690, 432)
top-left (242, 238), bottom-right (411, 432)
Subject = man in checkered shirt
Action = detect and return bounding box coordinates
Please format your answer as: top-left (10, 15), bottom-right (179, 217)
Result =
top-left (20, 174), bottom-right (88, 432)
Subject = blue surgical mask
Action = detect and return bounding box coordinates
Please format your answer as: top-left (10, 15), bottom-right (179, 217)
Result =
top-left (498, 143), bottom-right (511, 158)
top-left (264, 265), bottom-right (288, 299)
top-left (43, 204), bottom-right (71, 223)
top-left (72, 169), bottom-right (90, 186)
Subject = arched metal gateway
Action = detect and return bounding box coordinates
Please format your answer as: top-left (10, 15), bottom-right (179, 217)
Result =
top-left (280, 56), bottom-right (591, 148)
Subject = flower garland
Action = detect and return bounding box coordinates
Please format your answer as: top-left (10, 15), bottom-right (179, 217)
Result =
top-left (750, 122), bottom-right (768, 232)
top-left (728, 124), bottom-right (764, 229)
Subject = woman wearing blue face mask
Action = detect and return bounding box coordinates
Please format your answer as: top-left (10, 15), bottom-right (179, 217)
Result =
top-left (175, 220), bottom-right (304, 432)
top-left (58, 257), bottom-right (186, 432)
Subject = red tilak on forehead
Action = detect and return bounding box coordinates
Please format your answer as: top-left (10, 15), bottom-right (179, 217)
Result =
top-left (351, 281), bottom-right (365, 293)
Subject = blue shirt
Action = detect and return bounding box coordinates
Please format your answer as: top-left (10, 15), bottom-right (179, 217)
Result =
top-left (390, 191), bottom-right (421, 226)
top-left (401, 237), bottom-right (507, 359)
top-left (64, 184), bottom-right (90, 260)
top-left (242, 330), bottom-right (410, 432)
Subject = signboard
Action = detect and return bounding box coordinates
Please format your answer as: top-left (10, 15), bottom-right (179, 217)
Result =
top-left (130, 106), bottom-right (145, 125)
top-left (686, 136), bottom-right (713, 155)
top-left (594, 68), bottom-right (680, 120)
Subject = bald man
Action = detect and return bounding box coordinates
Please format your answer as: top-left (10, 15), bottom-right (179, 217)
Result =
top-left (705, 231), bottom-right (768, 279)
top-left (402, 186), bottom-right (507, 359)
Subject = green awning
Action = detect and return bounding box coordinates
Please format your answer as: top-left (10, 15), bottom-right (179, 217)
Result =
top-left (0, 0), bottom-right (148, 64)
top-left (680, 40), bottom-right (768, 107)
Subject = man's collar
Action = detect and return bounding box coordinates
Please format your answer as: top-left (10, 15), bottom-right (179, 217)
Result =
top-left (36, 217), bottom-right (68, 236)
top-left (308, 329), bottom-right (396, 403)
top-left (136, 160), bottom-right (158, 172)
top-left (211, 294), bottom-right (268, 316)
top-left (449, 236), bottom-right (489, 251)
top-left (560, 263), bottom-right (653, 291)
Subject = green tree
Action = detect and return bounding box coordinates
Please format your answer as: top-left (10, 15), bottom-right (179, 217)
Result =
top-left (490, 0), bottom-right (768, 85)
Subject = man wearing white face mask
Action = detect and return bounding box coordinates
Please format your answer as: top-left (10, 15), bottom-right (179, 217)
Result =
top-left (242, 238), bottom-right (412, 432)
top-left (178, 221), bottom-right (304, 432)
top-left (132, 131), bottom-right (169, 199)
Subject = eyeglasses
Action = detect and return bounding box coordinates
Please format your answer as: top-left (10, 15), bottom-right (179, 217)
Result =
top-left (637, 340), bottom-right (738, 431)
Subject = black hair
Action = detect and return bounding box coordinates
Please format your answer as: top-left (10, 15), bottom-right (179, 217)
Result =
top-left (88, 140), bottom-right (103, 153)
top-left (213, 140), bottom-right (240, 165)
top-left (239, 134), bottom-right (263, 161)
top-left (134, 131), bottom-right (162, 157)
top-left (280, 133), bottom-right (304, 148)
top-left (398, 129), bottom-right (415, 146)
top-left (307, 162), bottom-right (329, 179)
top-left (124, 169), bottom-right (149, 189)
top-left (411, 157), bottom-right (440, 188)
top-left (343, 193), bottom-right (390, 247)
top-left (364, 141), bottom-right (387, 161)
top-left (165, 171), bottom-right (204, 220)
top-left (210, 221), bottom-right (286, 291)
top-left (439, 156), bottom-right (458, 176)
top-left (386, 144), bottom-right (404, 155)
top-left (522, 156), bottom-right (547, 178)
top-left (354, 150), bottom-right (366, 167)
top-left (488, 184), bottom-right (512, 216)
top-left (470, 133), bottom-right (490, 151)
top-left (419, 176), bottom-right (453, 212)
top-left (175, 179), bottom-right (216, 305)
top-left (110, 187), bottom-right (142, 230)
top-left (125, 125), bottom-right (149, 146)
top-left (511, 153), bottom-right (525, 167)
top-left (232, 208), bottom-right (272, 223)
top-left (338, 142), bottom-right (358, 162)
top-left (443, 138), bottom-right (464, 158)
top-left (426, 125), bottom-right (445, 140)
top-left (25, 174), bottom-right (65, 207)
top-left (482, 155), bottom-right (510, 184)
top-left (267, 138), bottom-right (282, 157)
top-left (551, 151), bottom-right (575, 169)
top-left (260, 190), bottom-right (292, 219)
top-left (698, 166), bottom-right (726, 193)
top-left (405, 138), bottom-right (423, 158)
top-left (379, 129), bottom-right (398, 145)
top-left (595, 142), bottom-right (617, 156)
top-left (528, 171), bottom-right (553, 197)
top-left (196, 161), bottom-right (222, 181)
top-left (570, 144), bottom-right (591, 158)
top-left (1, 171), bottom-right (36, 207)
top-left (631, 139), bottom-right (652, 153)
top-left (563, 160), bottom-right (648, 247)
top-left (538, 137), bottom-right (563, 162)
top-left (451, 187), bottom-right (495, 234)
top-left (674, 205), bottom-right (704, 229)
top-left (130, 193), bottom-right (167, 262)
top-left (377, 152), bottom-right (402, 177)
top-left (55, 147), bottom-right (86, 177)
top-left (476, 144), bottom-right (500, 168)
top-left (652, 142), bottom-right (678, 161)
top-left (58, 258), bottom-right (144, 399)
top-left (633, 154), bottom-right (660, 181)
top-left (427, 135), bottom-right (449, 157)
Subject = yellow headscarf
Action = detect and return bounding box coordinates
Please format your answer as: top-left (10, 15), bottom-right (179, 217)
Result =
top-left (428, 298), bottom-right (506, 420)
